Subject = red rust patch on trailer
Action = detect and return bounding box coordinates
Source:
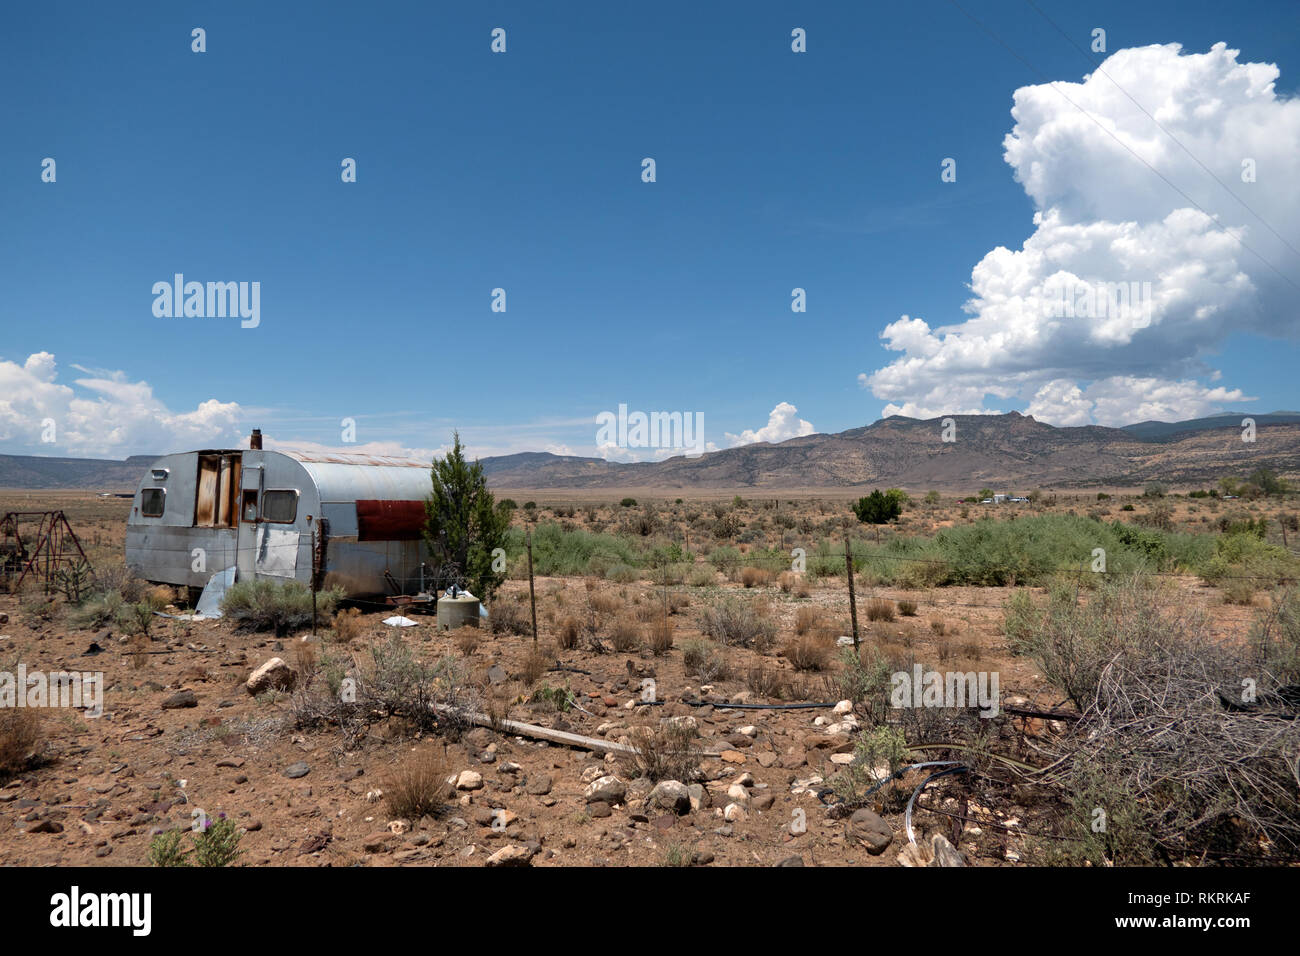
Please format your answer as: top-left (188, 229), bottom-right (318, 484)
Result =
top-left (355, 499), bottom-right (425, 541)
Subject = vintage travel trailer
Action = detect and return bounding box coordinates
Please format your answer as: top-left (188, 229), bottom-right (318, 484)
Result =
top-left (125, 431), bottom-right (432, 600)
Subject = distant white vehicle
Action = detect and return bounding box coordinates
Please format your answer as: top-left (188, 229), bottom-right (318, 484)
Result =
top-left (980, 498), bottom-right (994, 504)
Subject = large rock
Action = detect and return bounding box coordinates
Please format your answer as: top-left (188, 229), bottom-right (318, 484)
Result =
top-left (846, 808), bottom-right (894, 855)
top-left (650, 780), bottom-right (692, 814)
top-left (246, 658), bottom-right (297, 695)
top-left (486, 844), bottom-right (535, 867)
top-left (525, 773), bottom-right (553, 796)
top-left (583, 775), bottom-right (626, 805)
top-left (455, 770), bottom-right (484, 791)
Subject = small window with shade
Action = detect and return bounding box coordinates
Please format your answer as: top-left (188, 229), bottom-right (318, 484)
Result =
top-left (262, 490), bottom-right (298, 523)
top-left (141, 488), bottom-right (165, 517)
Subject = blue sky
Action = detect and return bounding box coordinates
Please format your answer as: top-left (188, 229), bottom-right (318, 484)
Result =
top-left (2, 1), bottom-right (1298, 461)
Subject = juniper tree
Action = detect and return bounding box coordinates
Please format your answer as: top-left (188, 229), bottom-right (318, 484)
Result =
top-left (423, 431), bottom-right (512, 603)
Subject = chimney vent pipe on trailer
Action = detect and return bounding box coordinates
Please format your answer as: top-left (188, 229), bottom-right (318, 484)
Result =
top-left (250, 429), bottom-right (263, 450)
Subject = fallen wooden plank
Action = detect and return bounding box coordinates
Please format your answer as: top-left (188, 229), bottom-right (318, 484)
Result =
top-left (432, 704), bottom-right (724, 757)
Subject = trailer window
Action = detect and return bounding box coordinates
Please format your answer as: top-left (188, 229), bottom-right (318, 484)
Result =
top-left (141, 488), bottom-right (165, 517)
top-left (262, 490), bottom-right (298, 523)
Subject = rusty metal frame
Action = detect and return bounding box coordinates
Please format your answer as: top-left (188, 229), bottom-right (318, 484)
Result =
top-left (0, 511), bottom-right (94, 594)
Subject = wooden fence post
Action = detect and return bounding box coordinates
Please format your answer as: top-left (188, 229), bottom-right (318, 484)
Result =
top-left (526, 527), bottom-right (538, 645)
top-left (845, 534), bottom-right (860, 651)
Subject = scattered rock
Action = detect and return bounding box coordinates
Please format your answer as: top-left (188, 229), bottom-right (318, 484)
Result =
top-left (583, 775), bottom-right (626, 805)
top-left (486, 844), bottom-right (535, 867)
top-left (161, 689), bottom-right (198, 709)
top-left (846, 808), bottom-right (893, 855)
top-left (246, 658), bottom-right (297, 695)
top-left (525, 774), bottom-right (553, 796)
top-left (650, 780), bottom-right (692, 815)
top-left (282, 761), bottom-right (311, 779)
top-left (455, 771), bottom-right (484, 791)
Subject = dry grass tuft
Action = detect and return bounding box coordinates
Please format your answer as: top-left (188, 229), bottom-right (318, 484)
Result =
top-left (783, 632), bottom-right (835, 671)
top-left (647, 613), bottom-right (674, 656)
top-left (384, 747), bottom-right (452, 820)
top-left (332, 607), bottom-right (365, 644)
top-left (865, 599), bottom-right (896, 623)
top-left (0, 709), bottom-right (42, 776)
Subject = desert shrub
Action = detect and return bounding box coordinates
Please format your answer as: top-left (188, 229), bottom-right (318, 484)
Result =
top-left (649, 562), bottom-right (688, 586)
top-left (623, 720), bottom-right (702, 783)
top-left (191, 814), bottom-right (243, 867)
top-left (359, 636), bottom-right (480, 737)
top-left (897, 599), bottom-right (918, 617)
top-left (71, 589), bottom-right (123, 630)
top-left (488, 598), bottom-right (531, 636)
top-left (746, 663), bottom-right (792, 699)
top-left (92, 565), bottom-right (149, 604)
top-left (609, 616), bottom-right (641, 653)
top-left (220, 579), bottom-right (343, 636)
top-left (687, 565), bottom-right (717, 587)
top-left (384, 747), bottom-right (452, 819)
top-left (556, 615), bottom-right (580, 650)
top-left (829, 725), bottom-right (911, 807)
top-left (147, 828), bottom-right (190, 867)
top-left (681, 639), bottom-right (728, 682)
top-left (1011, 576), bottom-right (1186, 710)
top-left (520, 646), bottom-right (551, 685)
top-left (606, 563), bottom-right (639, 584)
top-left (1028, 583), bottom-right (1300, 863)
top-left (740, 566), bottom-right (772, 588)
top-left (828, 646), bottom-right (893, 725)
top-left (505, 522), bottom-right (640, 577)
top-left (587, 592), bottom-right (622, 619)
top-left (1002, 589), bottom-right (1038, 655)
top-left (646, 614), bottom-right (673, 656)
top-left (711, 512), bottom-right (743, 539)
top-left (865, 598), bottom-right (895, 622)
top-left (150, 815), bottom-right (243, 867)
top-left (451, 626), bottom-right (480, 656)
top-left (793, 605), bottom-right (822, 636)
top-left (1201, 532), bottom-right (1299, 589)
top-left (115, 601), bottom-right (157, 641)
top-left (1251, 587), bottom-right (1300, 683)
top-left (706, 547), bottom-right (742, 573)
top-left (0, 709), bottom-right (42, 776)
top-left (1223, 578), bottom-right (1256, 605)
top-left (697, 595), bottom-right (776, 649)
top-left (331, 607), bottom-right (365, 644)
top-left (784, 633), bottom-right (833, 671)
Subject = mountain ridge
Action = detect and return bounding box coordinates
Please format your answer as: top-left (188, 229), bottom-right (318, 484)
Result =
top-left (3, 412), bottom-right (1298, 491)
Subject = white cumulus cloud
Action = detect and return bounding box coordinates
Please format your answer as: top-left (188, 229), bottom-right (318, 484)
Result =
top-left (0, 352), bottom-right (244, 456)
top-left (726, 402), bottom-right (816, 446)
top-left (860, 42), bottom-right (1300, 425)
